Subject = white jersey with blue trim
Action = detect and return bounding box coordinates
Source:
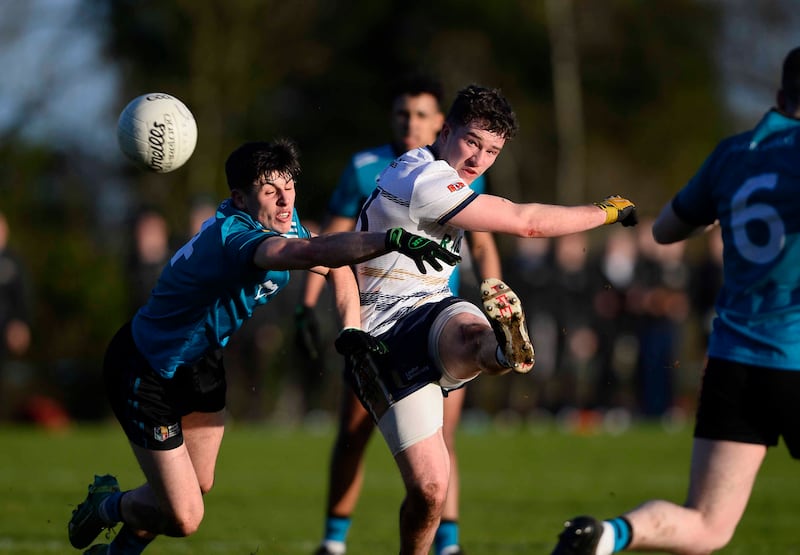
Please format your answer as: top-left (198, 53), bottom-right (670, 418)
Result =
top-left (328, 143), bottom-right (488, 295)
top-left (355, 146), bottom-right (477, 336)
top-left (132, 199), bottom-right (310, 378)
top-left (673, 109), bottom-right (800, 370)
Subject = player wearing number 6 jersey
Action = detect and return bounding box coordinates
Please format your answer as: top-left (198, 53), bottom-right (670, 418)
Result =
top-left (339, 84), bottom-right (637, 555)
top-left (552, 46), bottom-right (800, 555)
top-left (65, 139), bottom-right (457, 555)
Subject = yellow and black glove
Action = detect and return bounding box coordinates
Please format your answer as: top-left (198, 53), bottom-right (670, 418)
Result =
top-left (594, 195), bottom-right (638, 227)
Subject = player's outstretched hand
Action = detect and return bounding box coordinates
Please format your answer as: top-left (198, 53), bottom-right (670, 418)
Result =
top-left (294, 304), bottom-right (323, 360)
top-left (594, 195), bottom-right (638, 227)
top-left (385, 228), bottom-right (461, 273)
top-left (334, 327), bottom-right (388, 358)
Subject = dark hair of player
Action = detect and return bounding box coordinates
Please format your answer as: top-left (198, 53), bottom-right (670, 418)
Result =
top-left (225, 139), bottom-right (302, 192)
top-left (445, 84), bottom-right (519, 140)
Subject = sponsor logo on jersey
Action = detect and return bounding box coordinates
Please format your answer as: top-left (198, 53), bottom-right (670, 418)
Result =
top-left (154, 422), bottom-right (181, 442)
top-left (447, 181), bottom-right (466, 192)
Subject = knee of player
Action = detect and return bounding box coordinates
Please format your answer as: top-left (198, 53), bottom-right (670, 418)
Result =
top-left (696, 520), bottom-right (737, 553)
top-left (164, 505), bottom-right (205, 537)
top-left (407, 477), bottom-right (448, 510)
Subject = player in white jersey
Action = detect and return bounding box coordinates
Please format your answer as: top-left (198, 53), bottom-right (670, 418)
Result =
top-left (307, 76), bottom-right (500, 555)
top-left (338, 84), bottom-right (637, 555)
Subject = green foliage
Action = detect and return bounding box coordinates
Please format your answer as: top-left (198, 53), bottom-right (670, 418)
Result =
top-left (0, 423), bottom-right (798, 554)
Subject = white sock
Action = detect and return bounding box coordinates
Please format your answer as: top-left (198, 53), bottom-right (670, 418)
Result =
top-left (596, 521), bottom-right (615, 555)
top-left (321, 540), bottom-right (346, 555)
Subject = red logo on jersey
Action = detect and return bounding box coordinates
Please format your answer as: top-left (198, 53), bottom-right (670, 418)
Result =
top-left (447, 181), bottom-right (466, 192)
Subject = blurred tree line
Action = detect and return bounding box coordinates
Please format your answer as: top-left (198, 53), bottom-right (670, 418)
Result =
top-left (0, 0), bottom-right (763, 418)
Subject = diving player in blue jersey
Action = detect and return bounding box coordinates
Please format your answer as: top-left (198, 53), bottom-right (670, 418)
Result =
top-left (303, 76), bottom-right (502, 555)
top-left (66, 139), bottom-right (458, 555)
top-left (552, 46), bottom-right (800, 555)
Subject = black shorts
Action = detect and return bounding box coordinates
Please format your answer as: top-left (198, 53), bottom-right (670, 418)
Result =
top-left (694, 357), bottom-right (800, 458)
top-left (103, 321), bottom-right (226, 450)
top-left (344, 297), bottom-right (463, 422)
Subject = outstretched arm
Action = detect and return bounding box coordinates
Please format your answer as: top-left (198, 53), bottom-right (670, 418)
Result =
top-left (255, 229), bottom-right (460, 273)
top-left (652, 202), bottom-right (710, 244)
top-left (448, 194), bottom-right (636, 238)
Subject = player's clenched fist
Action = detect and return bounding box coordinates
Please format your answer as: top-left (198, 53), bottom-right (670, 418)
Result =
top-left (594, 195), bottom-right (638, 227)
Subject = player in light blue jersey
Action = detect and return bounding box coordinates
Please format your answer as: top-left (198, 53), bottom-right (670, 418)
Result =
top-left (66, 139), bottom-right (458, 555)
top-left (304, 76), bottom-right (502, 555)
top-left (552, 46), bottom-right (800, 555)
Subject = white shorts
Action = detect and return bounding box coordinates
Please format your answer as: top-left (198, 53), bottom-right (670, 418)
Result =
top-left (378, 382), bottom-right (443, 456)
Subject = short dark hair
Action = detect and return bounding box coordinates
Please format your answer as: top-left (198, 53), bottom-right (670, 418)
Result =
top-left (389, 74), bottom-right (445, 108)
top-left (782, 47), bottom-right (800, 106)
top-left (445, 84), bottom-right (518, 140)
top-left (224, 139), bottom-right (301, 192)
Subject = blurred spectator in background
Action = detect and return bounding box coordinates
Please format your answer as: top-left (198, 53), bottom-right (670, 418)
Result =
top-left (593, 227), bottom-right (639, 412)
top-left (629, 219), bottom-right (691, 419)
top-left (497, 237), bottom-right (556, 416)
top-left (0, 210), bottom-right (34, 420)
top-left (188, 196), bottom-right (217, 237)
top-left (125, 209), bottom-right (171, 317)
top-left (0, 210), bottom-right (32, 364)
top-left (549, 233), bottom-right (603, 417)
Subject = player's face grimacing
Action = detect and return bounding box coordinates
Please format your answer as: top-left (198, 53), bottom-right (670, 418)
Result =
top-left (439, 122), bottom-right (505, 184)
top-left (391, 93), bottom-right (445, 153)
top-left (239, 172), bottom-right (296, 233)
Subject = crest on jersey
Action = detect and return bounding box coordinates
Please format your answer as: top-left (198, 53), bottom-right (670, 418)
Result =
top-left (447, 181), bottom-right (466, 192)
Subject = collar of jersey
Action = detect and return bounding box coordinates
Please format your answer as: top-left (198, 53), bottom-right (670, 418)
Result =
top-left (750, 109), bottom-right (800, 149)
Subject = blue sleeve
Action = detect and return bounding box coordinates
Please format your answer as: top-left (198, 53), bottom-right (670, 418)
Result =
top-left (672, 146), bottom-right (722, 227)
top-left (222, 217), bottom-right (279, 267)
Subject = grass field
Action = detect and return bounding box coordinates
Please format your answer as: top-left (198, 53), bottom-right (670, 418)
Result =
top-left (0, 420), bottom-right (798, 554)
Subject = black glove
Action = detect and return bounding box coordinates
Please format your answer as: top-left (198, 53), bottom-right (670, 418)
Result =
top-left (594, 195), bottom-right (638, 227)
top-left (295, 304), bottom-right (323, 360)
top-left (385, 228), bottom-right (461, 274)
top-left (334, 327), bottom-right (388, 358)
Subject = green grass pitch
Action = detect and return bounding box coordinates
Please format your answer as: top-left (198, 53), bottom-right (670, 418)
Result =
top-left (0, 421), bottom-right (797, 554)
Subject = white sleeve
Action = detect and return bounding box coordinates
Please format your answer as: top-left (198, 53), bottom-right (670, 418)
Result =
top-left (409, 162), bottom-right (478, 225)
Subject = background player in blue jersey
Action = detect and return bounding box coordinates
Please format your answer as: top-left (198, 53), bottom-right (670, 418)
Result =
top-left (552, 46), bottom-right (800, 555)
top-left (66, 139), bottom-right (458, 555)
top-left (303, 76), bottom-right (502, 555)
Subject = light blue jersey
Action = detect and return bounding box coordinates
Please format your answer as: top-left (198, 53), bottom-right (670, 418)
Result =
top-left (132, 199), bottom-right (310, 378)
top-left (328, 143), bottom-right (487, 294)
top-left (673, 109), bottom-right (800, 370)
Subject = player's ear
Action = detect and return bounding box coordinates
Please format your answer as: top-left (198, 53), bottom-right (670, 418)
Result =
top-left (231, 188), bottom-right (247, 210)
top-left (439, 122), bottom-right (452, 142)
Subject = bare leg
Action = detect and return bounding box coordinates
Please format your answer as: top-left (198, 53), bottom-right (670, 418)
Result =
top-left (440, 387), bottom-right (465, 522)
top-left (396, 430), bottom-right (451, 555)
top-left (122, 410), bottom-right (225, 537)
top-left (625, 438), bottom-right (766, 554)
